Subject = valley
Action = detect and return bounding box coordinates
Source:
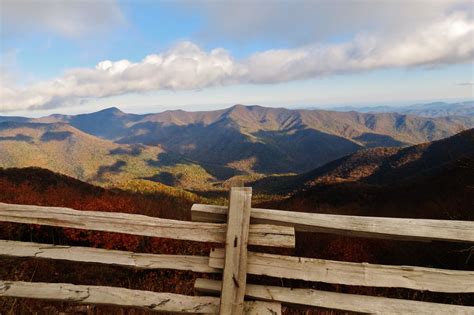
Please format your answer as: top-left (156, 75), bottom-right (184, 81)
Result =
top-left (1, 104), bottom-right (473, 195)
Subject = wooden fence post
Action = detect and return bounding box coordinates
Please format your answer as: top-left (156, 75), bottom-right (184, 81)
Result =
top-left (220, 187), bottom-right (252, 315)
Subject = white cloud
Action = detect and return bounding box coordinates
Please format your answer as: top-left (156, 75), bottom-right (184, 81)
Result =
top-left (243, 12), bottom-right (474, 83)
top-left (0, 42), bottom-right (240, 111)
top-left (187, 0), bottom-right (472, 45)
top-left (1, 0), bottom-right (125, 38)
top-left (1, 11), bottom-right (473, 112)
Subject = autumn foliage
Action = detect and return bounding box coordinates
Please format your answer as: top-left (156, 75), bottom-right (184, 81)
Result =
top-left (0, 167), bottom-right (473, 314)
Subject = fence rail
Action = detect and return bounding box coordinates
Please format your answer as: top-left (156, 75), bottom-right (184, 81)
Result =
top-left (209, 248), bottom-right (474, 293)
top-left (1, 281), bottom-right (220, 314)
top-left (0, 240), bottom-right (219, 273)
top-left (0, 202), bottom-right (295, 248)
top-left (1, 187), bottom-right (473, 314)
top-left (192, 204), bottom-right (474, 243)
top-left (0, 281), bottom-right (281, 314)
top-left (195, 279), bottom-right (474, 315)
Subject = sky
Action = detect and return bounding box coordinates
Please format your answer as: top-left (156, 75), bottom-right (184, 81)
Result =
top-left (1, 0), bottom-right (473, 116)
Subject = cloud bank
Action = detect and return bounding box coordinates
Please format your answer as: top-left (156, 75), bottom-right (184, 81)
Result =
top-left (190, 0), bottom-right (472, 45)
top-left (1, 10), bottom-right (473, 112)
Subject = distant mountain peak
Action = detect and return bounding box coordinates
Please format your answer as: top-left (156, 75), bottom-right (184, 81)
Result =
top-left (228, 104), bottom-right (249, 112)
top-left (97, 107), bottom-right (125, 115)
top-left (229, 104), bottom-right (265, 111)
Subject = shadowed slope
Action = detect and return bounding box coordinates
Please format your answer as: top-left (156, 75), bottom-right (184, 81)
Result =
top-left (259, 129), bottom-right (474, 220)
top-left (0, 121), bottom-right (218, 190)
top-left (1, 104), bottom-right (472, 176)
top-left (254, 129), bottom-right (474, 195)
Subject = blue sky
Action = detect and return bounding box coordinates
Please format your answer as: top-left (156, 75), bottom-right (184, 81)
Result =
top-left (1, 0), bottom-right (473, 116)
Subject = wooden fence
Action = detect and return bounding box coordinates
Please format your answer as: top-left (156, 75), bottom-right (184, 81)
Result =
top-left (1, 186), bottom-right (473, 314)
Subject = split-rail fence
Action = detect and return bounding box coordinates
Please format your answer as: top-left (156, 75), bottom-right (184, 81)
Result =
top-left (0, 187), bottom-right (473, 314)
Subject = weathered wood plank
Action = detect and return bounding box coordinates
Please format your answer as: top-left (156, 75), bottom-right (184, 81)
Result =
top-left (195, 279), bottom-right (474, 314)
top-left (1, 280), bottom-right (219, 313)
top-left (0, 203), bottom-right (295, 248)
top-left (191, 204), bottom-right (474, 243)
top-left (220, 187), bottom-right (252, 315)
top-left (244, 301), bottom-right (281, 315)
top-left (0, 281), bottom-right (280, 314)
top-left (209, 248), bottom-right (474, 293)
top-left (0, 240), bottom-right (219, 273)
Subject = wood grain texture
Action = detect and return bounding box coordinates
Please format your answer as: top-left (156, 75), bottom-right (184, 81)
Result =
top-left (0, 280), bottom-right (280, 314)
top-left (0, 202), bottom-right (295, 248)
top-left (191, 204), bottom-right (474, 243)
top-left (195, 279), bottom-right (474, 315)
top-left (1, 281), bottom-right (219, 313)
top-left (244, 301), bottom-right (281, 315)
top-left (219, 187), bottom-right (252, 315)
top-left (0, 240), bottom-right (219, 273)
top-left (209, 248), bottom-right (474, 293)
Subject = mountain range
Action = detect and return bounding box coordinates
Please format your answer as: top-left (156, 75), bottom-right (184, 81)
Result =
top-left (329, 100), bottom-right (474, 118)
top-left (1, 104), bottom-right (473, 191)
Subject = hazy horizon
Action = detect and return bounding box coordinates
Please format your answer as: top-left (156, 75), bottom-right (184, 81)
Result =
top-left (0, 98), bottom-right (472, 118)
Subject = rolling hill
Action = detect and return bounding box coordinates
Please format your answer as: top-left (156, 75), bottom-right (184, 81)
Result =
top-left (257, 128), bottom-right (474, 220)
top-left (0, 166), bottom-right (200, 220)
top-left (1, 105), bottom-right (472, 182)
top-left (0, 121), bottom-right (218, 191)
top-left (68, 105), bottom-right (474, 174)
top-left (254, 128), bottom-right (474, 194)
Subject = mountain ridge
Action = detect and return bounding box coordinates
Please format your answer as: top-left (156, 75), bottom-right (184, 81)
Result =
top-left (253, 128), bottom-right (474, 196)
top-left (0, 120), bottom-right (222, 191)
top-left (1, 105), bottom-right (473, 187)
top-left (329, 100), bottom-right (474, 117)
